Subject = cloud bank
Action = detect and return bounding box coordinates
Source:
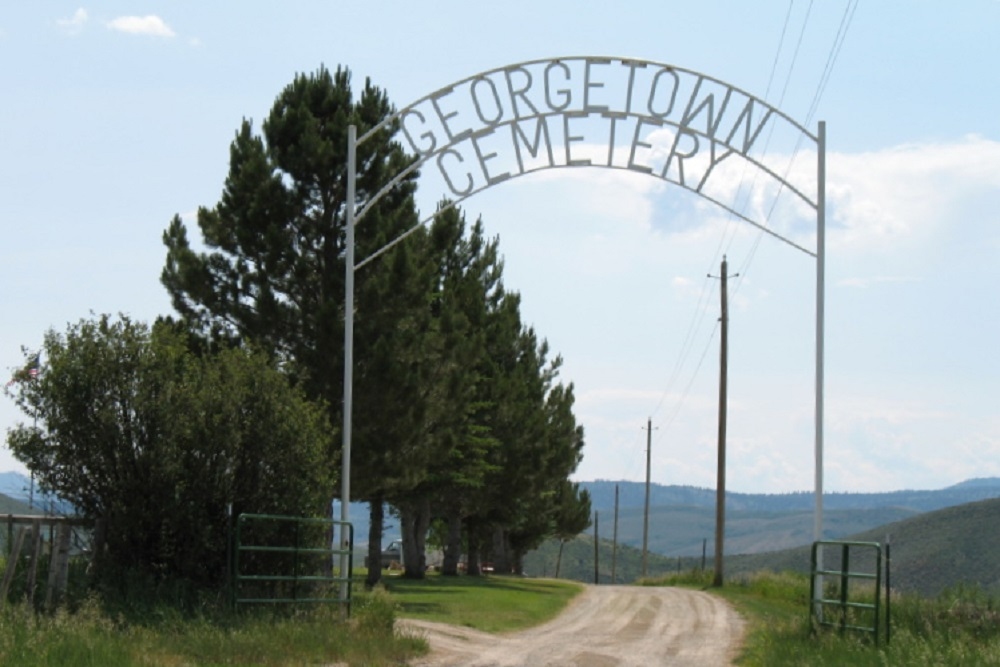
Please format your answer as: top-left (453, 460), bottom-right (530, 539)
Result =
top-left (107, 15), bottom-right (175, 38)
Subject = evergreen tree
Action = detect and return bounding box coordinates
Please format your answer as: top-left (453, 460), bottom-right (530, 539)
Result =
top-left (160, 66), bottom-right (429, 577)
top-left (391, 204), bottom-right (504, 578)
top-left (162, 64), bottom-right (417, 415)
top-left (553, 481), bottom-right (592, 578)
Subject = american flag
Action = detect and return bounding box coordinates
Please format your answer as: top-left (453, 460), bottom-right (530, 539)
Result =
top-left (5, 353), bottom-right (40, 387)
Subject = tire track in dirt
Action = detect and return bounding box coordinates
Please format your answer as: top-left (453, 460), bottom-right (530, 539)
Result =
top-left (402, 584), bottom-right (745, 667)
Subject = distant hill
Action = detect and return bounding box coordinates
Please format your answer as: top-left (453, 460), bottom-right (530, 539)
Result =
top-left (523, 533), bottom-right (681, 584)
top-left (0, 471), bottom-right (35, 500)
top-left (0, 492), bottom-right (39, 516)
top-left (607, 504), bottom-right (918, 557)
top-left (582, 478), bottom-right (1000, 513)
top-left (526, 496), bottom-right (1000, 597)
top-left (0, 471), bottom-right (76, 516)
top-left (725, 496), bottom-right (1000, 597)
top-left (579, 478), bottom-right (1000, 558)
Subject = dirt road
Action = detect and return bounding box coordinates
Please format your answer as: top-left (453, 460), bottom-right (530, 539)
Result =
top-left (402, 585), bottom-right (745, 667)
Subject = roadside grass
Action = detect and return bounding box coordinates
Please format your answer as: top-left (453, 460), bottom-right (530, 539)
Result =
top-left (24, 553), bottom-right (1000, 666)
top-left (0, 581), bottom-right (426, 667)
top-left (647, 569), bottom-right (1000, 666)
top-left (384, 571), bottom-right (584, 632)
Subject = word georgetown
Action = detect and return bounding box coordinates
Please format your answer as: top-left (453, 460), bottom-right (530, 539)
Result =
top-left (394, 57), bottom-right (812, 203)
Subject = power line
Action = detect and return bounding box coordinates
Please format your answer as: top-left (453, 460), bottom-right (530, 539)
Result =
top-left (805, 0), bottom-right (859, 126)
top-left (733, 0), bottom-right (859, 296)
top-left (723, 1), bottom-right (813, 280)
top-left (649, 2), bottom-right (805, 429)
top-left (649, 274), bottom-right (717, 419)
top-left (660, 320), bottom-right (720, 433)
top-left (648, 2), bottom-right (858, 444)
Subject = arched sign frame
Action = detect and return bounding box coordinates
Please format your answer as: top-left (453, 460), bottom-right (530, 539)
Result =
top-left (340, 56), bottom-right (826, 575)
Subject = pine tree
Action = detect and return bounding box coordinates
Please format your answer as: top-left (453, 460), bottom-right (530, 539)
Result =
top-left (161, 66), bottom-right (429, 555)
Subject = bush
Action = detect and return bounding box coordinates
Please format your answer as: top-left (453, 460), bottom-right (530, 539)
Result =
top-left (6, 316), bottom-right (335, 588)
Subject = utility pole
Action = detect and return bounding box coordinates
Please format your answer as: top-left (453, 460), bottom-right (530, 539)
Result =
top-left (641, 418), bottom-right (657, 578)
top-left (711, 256), bottom-right (737, 587)
top-left (593, 511), bottom-right (600, 585)
top-left (612, 484), bottom-right (619, 584)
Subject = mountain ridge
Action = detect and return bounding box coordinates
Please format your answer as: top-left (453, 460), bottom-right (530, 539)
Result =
top-left (581, 478), bottom-right (1000, 513)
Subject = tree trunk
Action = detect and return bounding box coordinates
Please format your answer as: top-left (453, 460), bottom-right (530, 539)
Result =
top-left (491, 528), bottom-right (512, 574)
top-left (465, 518), bottom-right (482, 576)
top-left (365, 498), bottom-right (384, 589)
top-left (555, 539), bottom-right (565, 578)
top-left (441, 507), bottom-right (462, 576)
top-left (400, 498), bottom-right (430, 579)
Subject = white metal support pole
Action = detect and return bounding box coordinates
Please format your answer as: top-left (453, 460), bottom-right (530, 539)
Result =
top-left (340, 124), bottom-right (357, 596)
top-left (812, 120), bottom-right (827, 621)
top-left (814, 121), bottom-right (826, 544)
top-left (641, 418), bottom-right (651, 578)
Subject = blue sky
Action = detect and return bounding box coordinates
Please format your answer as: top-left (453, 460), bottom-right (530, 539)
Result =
top-left (1, 2), bottom-right (998, 494)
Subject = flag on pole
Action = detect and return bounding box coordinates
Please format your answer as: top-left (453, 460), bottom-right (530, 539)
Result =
top-left (5, 353), bottom-right (40, 387)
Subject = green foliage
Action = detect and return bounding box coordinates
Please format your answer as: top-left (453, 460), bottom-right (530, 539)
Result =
top-left (523, 534), bottom-right (688, 584)
top-left (553, 481), bottom-right (592, 540)
top-left (161, 63), bottom-right (418, 431)
top-left (159, 64), bottom-right (588, 581)
top-left (352, 586), bottom-right (399, 636)
top-left (5, 315), bottom-right (333, 586)
top-left (0, 597), bottom-right (425, 666)
top-left (647, 570), bottom-right (1000, 666)
top-left (388, 572), bottom-right (583, 632)
top-left (161, 63), bottom-right (439, 586)
top-left (721, 497), bottom-right (1000, 599)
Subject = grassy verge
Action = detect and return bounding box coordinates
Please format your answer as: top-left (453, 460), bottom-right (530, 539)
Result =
top-left (0, 589), bottom-right (426, 667)
top-left (647, 569), bottom-right (1000, 666)
top-left (384, 572), bottom-right (584, 632)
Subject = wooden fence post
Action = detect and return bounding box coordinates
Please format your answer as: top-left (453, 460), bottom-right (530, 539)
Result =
top-left (0, 527), bottom-right (28, 606)
top-left (45, 523), bottom-right (72, 610)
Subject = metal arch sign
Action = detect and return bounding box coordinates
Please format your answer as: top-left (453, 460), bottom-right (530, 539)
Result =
top-left (339, 56), bottom-right (827, 576)
top-left (355, 57), bottom-right (821, 268)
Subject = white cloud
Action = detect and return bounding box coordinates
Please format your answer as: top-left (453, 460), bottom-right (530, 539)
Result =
top-left (57, 8), bottom-right (88, 35)
top-left (107, 15), bottom-right (175, 38)
top-left (825, 136), bottom-right (1000, 252)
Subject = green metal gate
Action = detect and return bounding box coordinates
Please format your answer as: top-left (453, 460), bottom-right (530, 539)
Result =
top-left (231, 513), bottom-right (353, 612)
top-left (810, 540), bottom-right (884, 645)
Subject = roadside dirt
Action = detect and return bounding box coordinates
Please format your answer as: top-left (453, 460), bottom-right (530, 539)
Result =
top-left (401, 584), bottom-right (746, 667)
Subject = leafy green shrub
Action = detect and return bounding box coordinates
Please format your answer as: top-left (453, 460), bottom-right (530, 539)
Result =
top-left (7, 316), bottom-right (335, 589)
top-left (353, 586), bottom-right (399, 636)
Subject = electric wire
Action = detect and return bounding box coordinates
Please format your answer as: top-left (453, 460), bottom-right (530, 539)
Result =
top-left (660, 320), bottom-right (720, 433)
top-left (719, 0), bottom-right (805, 261)
top-left (805, 0), bottom-right (859, 127)
top-left (648, 1), bottom-right (799, 433)
top-left (647, 1), bottom-right (858, 456)
top-left (732, 0), bottom-right (858, 292)
top-left (725, 0), bottom-right (813, 262)
top-left (648, 274), bottom-right (718, 419)
top-left (649, 2), bottom-right (798, 425)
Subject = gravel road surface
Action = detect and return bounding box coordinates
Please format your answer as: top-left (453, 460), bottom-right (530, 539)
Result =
top-left (402, 584), bottom-right (745, 667)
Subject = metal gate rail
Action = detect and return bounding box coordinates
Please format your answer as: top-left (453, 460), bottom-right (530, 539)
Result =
top-left (810, 540), bottom-right (882, 645)
top-left (232, 513), bottom-right (353, 612)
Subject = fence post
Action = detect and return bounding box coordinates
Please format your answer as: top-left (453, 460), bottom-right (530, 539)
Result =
top-left (25, 520), bottom-right (43, 606)
top-left (0, 527), bottom-right (28, 605)
top-left (45, 523), bottom-right (72, 610)
top-left (885, 541), bottom-right (891, 645)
